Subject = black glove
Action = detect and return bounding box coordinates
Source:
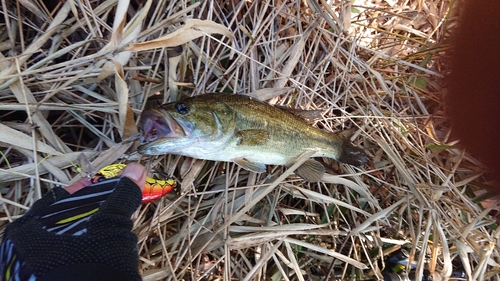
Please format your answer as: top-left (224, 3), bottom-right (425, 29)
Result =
top-left (0, 176), bottom-right (143, 281)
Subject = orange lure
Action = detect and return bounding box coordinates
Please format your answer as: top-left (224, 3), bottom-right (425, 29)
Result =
top-left (92, 164), bottom-right (176, 203)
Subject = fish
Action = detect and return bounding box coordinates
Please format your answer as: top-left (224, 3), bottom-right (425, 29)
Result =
top-left (137, 93), bottom-right (367, 181)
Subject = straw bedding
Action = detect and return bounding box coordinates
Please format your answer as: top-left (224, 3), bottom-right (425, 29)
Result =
top-left (0, 0), bottom-right (496, 280)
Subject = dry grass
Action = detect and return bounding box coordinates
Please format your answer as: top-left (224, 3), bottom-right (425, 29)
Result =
top-left (0, 0), bottom-right (496, 280)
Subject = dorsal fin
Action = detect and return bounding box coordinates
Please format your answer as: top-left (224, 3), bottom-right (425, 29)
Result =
top-left (276, 106), bottom-right (323, 124)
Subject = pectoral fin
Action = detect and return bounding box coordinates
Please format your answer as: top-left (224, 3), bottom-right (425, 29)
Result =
top-left (294, 159), bottom-right (325, 182)
top-left (233, 157), bottom-right (266, 173)
top-left (236, 129), bottom-right (269, 146)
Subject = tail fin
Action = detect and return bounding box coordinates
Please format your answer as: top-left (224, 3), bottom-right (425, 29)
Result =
top-left (338, 139), bottom-right (368, 166)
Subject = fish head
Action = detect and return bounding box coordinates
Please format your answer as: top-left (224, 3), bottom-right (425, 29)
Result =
top-left (138, 97), bottom-right (235, 155)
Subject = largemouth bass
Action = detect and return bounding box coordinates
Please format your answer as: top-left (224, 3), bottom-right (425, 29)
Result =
top-left (138, 93), bottom-right (367, 181)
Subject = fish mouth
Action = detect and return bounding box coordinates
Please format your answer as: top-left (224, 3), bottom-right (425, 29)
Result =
top-left (138, 109), bottom-right (185, 153)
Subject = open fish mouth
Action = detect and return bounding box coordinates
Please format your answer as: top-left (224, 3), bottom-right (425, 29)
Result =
top-left (138, 109), bottom-right (185, 146)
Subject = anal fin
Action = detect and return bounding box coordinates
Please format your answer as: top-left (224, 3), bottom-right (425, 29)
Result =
top-left (294, 159), bottom-right (325, 182)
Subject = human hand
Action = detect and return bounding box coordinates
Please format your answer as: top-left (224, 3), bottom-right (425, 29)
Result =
top-left (0, 163), bottom-right (146, 281)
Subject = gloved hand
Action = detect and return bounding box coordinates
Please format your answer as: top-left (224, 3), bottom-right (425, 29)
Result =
top-left (0, 163), bottom-right (146, 281)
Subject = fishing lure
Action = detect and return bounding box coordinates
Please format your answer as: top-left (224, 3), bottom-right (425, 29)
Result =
top-left (92, 163), bottom-right (176, 203)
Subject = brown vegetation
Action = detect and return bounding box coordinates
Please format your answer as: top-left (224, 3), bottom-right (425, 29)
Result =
top-left (0, 0), bottom-right (496, 280)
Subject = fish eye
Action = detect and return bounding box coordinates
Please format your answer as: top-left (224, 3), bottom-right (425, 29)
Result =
top-left (176, 103), bottom-right (189, 114)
